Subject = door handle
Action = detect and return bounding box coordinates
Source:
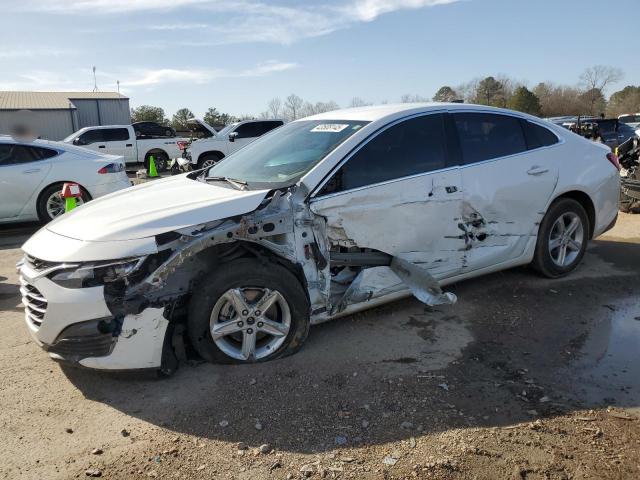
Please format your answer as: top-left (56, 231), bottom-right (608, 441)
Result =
top-left (23, 168), bottom-right (41, 174)
top-left (98, 145), bottom-right (106, 149)
top-left (126, 144), bottom-right (133, 147)
top-left (527, 166), bottom-right (549, 176)
top-left (445, 186), bottom-right (458, 193)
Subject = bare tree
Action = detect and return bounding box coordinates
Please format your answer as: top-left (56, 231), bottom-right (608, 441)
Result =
top-left (349, 97), bottom-right (369, 108)
top-left (267, 97), bottom-right (282, 118)
top-left (400, 93), bottom-right (429, 103)
top-left (580, 65), bottom-right (623, 93)
top-left (284, 94), bottom-right (304, 121)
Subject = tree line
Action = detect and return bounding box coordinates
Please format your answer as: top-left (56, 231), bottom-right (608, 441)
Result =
top-left (131, 65), bottom-right (640, 130)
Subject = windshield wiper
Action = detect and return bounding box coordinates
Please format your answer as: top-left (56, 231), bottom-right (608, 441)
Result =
top-left (204, 175), bottom-right (248, 190)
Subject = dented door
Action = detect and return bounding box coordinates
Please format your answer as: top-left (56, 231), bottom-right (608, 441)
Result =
top-left (453, 112), bottom-right (559, 272)
top-left (309, 113), bottom-right (466, 279)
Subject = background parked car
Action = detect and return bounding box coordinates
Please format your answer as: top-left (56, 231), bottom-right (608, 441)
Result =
top-left (0, 136), bottom-right (130, 223)
top-left (132, 121), bottom-right (176, 138)
top-left (185, 119), bottom-right (284, 169)
top-left (64, 125), bottom-right (187, 172)
top-left (618, 113), bottom-right (640, 129)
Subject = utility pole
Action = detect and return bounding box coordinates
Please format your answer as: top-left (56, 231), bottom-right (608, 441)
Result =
top-left (92, 66), bottom-right (99, 92)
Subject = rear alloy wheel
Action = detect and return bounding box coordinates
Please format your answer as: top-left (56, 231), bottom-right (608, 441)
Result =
top-left (37, 183), bottom-right (89, 223)
top-left (188, 258), bottom-right (309, 364)
top-left (531, 198), bottom-right (589, 278)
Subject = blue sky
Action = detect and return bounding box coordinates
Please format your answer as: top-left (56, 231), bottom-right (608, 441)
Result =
top-left (1, 0), bottom-right (638, 118)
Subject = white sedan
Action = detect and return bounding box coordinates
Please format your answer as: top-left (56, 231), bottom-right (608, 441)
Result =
top-left (0, 136), bottom-right (131, 223)
top-left (19, 103), bottom-right (619, 373)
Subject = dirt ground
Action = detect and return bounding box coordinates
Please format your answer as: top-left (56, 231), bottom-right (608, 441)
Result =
top-left (0, 214), bottom-right (639, 480)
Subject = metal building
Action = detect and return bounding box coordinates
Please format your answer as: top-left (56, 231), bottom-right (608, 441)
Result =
top-left (0, 91), bottom-right (130, 140)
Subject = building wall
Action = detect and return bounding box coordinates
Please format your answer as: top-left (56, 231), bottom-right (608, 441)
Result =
top-left (0, 109), bottom-right (75, 141)
top-left (0, 98), bottom-right (131, 140)
top-left (73, 98), bottom-right (130, 128)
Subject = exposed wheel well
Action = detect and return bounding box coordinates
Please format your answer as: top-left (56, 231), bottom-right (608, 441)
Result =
top-left (553, 190), bottom-right (596, 239)
top-left (198, 151), bottom-right (225, 163)
top-left (144, 149), bottom-right (169, 161)
top-left (37, 181), bottom-right (92, 204)
top-left (194, 241), bottom-right (308, 297)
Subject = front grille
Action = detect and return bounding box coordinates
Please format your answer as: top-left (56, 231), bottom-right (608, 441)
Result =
top-left (20, 277), bottom-right (47, 329)
top-left (24, 254), bottom-right (59, 272)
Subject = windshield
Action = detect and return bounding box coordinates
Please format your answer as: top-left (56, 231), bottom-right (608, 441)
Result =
top-left (63, 132), bottom-right (79, 142)
top-left (216, 123), bottom-right (238, 137)
top-left (206, 120), bottom-right (369, 188)
top-left (619, 115), bottom-right (640, 124)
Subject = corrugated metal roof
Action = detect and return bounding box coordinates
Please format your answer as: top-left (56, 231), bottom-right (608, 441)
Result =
top-left (0, 91), bottom-right (129, 110)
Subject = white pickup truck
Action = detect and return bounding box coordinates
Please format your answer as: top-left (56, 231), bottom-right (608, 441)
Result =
top-left (64, 125), bottom-right (187, 171)
top-left (184, 119), bottom-right (284, 169)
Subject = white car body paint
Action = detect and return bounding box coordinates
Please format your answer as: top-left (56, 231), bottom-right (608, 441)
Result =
top-left (63, 125), bottom-right (186, 165)
top-left (0, 137), bottom-right (131, 224)
top-left (79, 309), bottom-right (168, 370)
top-left (19, 103), bottom-right (620, 371)
top-left (185, 119), bottom-right (283, 167)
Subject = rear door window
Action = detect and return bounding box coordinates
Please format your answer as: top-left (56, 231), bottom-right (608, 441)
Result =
top-left (453, 113), bottom-right (527, 164)
top-left (321, 113), bottom-right (447, 193)
top-left (256, 121), bottom-right (283, 136)
top-left (103, 128), bottom-right (130, 141)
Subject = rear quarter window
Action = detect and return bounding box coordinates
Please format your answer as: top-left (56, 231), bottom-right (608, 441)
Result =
top-left (521, 121), bottom-right (559, 150)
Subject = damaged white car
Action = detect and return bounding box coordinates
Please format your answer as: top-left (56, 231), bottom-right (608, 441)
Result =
top-left (18, 104), bottom-right (620, 373)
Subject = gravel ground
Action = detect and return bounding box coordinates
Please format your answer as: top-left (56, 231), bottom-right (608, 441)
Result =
top-left (0, 214), bottom-right (638, 480)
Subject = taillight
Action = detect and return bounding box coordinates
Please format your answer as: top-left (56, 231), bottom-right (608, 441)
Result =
top-left (606, 152), bottom-right (621, 171)
top-left (98, 163), bottom-right (125, 174)
top-left (177, 141), bottom-right (188, 151)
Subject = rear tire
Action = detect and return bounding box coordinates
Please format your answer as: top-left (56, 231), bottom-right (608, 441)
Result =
top-left (145, 152), bottom-right (168, 172)
top-left (187, 258), bottom-right (310, 364)
top-left (36, 183), bottom-right (90, 223)
top-left (531, 198), bottom-right (589, 278)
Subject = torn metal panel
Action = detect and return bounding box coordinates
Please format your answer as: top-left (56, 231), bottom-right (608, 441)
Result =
top-left (389, 257), bottom-right (457, 306)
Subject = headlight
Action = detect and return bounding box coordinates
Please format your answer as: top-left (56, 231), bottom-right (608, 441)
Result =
top-left (50, 257), bottom-right (146, 288)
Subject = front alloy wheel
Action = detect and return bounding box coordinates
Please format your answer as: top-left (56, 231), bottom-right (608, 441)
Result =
top-left (210, 287), bottom-right (291, 361)
top-left (188, 258), bottom-right (310, 364)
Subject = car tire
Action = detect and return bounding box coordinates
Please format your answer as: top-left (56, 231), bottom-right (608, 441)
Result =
top-left (36, 183), bottom-right (90, 223)
top-left (165, 129), bottom-right (173, 137)
top-left (531, 198), bottom-right (589, 278)
top-left (187, 258), bottom-right (310, 364)
top-left (145, 152), bottom-right (168, 172)
top-left (197, 153), bottom-right (223, 170)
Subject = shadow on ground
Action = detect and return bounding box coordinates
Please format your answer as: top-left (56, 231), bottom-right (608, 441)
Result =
top-left (56, 240), bottom-right (640, 453)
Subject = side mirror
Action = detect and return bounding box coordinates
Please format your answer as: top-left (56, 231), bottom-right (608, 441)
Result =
top-left (228, 132), bottom-right (238, 142)
top-left (73, 138), bottom-right (83, 145)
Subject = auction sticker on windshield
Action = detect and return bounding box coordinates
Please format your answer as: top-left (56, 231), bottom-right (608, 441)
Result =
top-left (311, 124), bottom-right (350, 133)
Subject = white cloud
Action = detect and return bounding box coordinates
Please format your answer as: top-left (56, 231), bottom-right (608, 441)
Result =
top-left (0, 47), bottom-right (76, 59)
top-left (0, 62), bottom-right (298, 91)
top-left (15, 0), bottom-right (463, 45)
top-left (145, 23), bottom-right (208, 31)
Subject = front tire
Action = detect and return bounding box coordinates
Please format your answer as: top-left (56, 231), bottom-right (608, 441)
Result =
top-left (187, 258), bottom-right (310, 364)
top-left (531, 198), bottom-right (589, 278)
top-left (197, 153), bottom-right (223, 170)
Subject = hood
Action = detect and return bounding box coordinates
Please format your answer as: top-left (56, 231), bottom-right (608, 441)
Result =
top-left (46, 174), bottom-right (270, 242)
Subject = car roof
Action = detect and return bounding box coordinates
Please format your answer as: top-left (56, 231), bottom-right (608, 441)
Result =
top-left (302, 102), bottom-right (535, 123)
